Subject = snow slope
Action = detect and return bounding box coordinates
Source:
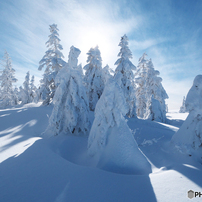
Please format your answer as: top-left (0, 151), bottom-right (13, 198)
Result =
top-left (0, 104), bottom-right (201, 202)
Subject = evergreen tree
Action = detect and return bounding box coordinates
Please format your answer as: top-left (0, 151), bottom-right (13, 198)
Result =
top-left (84, 46), bottom-right (104, 111)
top-left (38, 24), bottom-right (65, 105)
top-left (135, 53), bottom-right (168, 122)
top-left (172, 75), bottom-right (202, 155)
top-left (114, 34), bottom-right (136, 118)
top-left (135, 53), bottom-right (148, 118)
top-left (144, 95), bottom-right (165, 122)
top-left (46, 46), bottom-right (90, 136)
top-left (21, 71), bottom-right (31, 104)
top-left (179, 96), bottom-right (187, 113)
top-left (102, 64), bottom-right (114, 85)
top-left (88, 77), bottom-right (151, 174)
top-left (30, 75), bottom-right (37, 102)
top-left (0, 51), bottom-right (18, 108)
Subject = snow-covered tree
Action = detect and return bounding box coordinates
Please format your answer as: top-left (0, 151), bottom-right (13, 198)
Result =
top-left (114, 34), bottom-right (136, 118)
top-left (30, 75), bottom-right (37, 102)
top-left (135, 53), bottom-right (148, 118)
top-left (46, 46), bottom-right (90, 136)
top-left (171, 75), bottom-right (202, 155)
top-left (84, 46), bottom-right (104, 111)
top-left (179, 96), bottom-right (187, 113)
top-left (21, 71), bottom-right (31, 104)
top-left (0, 51), bottom-right (18, 108)
top-left (88, 77), bottom-right (151, 174)
top-left (102, 64), bottom-right (114, 85)
top-left (38, 24), bottom-right (65, 105)
top-left (135, 53), bottom-right (168, 122)
top-left (144, 95), bottom-right (165, 122)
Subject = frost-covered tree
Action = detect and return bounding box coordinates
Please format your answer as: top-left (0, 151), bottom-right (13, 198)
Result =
top-left (0, 51), bottom-right (18, 108)
top-left (135, 53), bottom-right (148, 118)
top-left (84, 46), bottom-right (104, 111)
top-left (21, 71), bottom-right (31, 104)
top-left (30, 75), bottom-right (37, 102)
top-left (46, 46), bottom-right (90, 136)
top-left (171, 75), bottom-right (202, 156)
top-left (102, 64), bottom-right (114, 85)
top-left (135, 53), bottom-right (168, 122)
top-left (114, 34), bottom-right (136, 118)
top-left (88, 77), bottom-right (151, 174)
top-left (179, 96), bottom-right (187, 113)
top-left (38, 24), bottom-right (65, 105)
top-left (144, 95), bottom-right (165, 122)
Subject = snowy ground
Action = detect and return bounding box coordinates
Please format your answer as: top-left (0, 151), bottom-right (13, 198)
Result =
top-left (0, 104), bottom-right (201, 202)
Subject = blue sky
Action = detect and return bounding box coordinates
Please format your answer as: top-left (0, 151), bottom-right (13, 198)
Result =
top-left (0, 0), bottom-right (202, 110)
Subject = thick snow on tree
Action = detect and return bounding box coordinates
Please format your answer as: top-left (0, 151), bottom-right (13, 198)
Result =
top-left (144, 95), bottom-right (165, 122)
top-left (172, 75), bottom-right (202, 155)
top-left (114, 34), bottom-right (136, 118)
top-left (135, 53), bottom-right (148, 118)
top-left (38, 24), bottom-right (65, 105)
top-left (102, 64), bottom-right (114, 85)
top-left (0, 51), bottom-right (18, 108)
top-left (179, 96), bottom-right (187, 113)
top-left (30, 75), bottom-right (37, 102)
top-left (21, 71), bottom-right (31, 104)
top-left (84, 46), bottom-right (104, 111)
top-left (37, 66), bottom-right (52, 104)
top-left (135, 53), bottom-right (168, 122)
top-left (46, 47), bottom-right (90, 136)
top-left (88, 77), bottom-right (151, 174)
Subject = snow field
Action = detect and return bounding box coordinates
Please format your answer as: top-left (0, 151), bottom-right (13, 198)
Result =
top-left (0, 104), bottom-right (201, 201)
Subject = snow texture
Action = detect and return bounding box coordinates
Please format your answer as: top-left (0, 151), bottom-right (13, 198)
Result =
top-left (172, 75), bottom-right (202, 155)
top-left (88, 77), bottom-right (151, 174)
top-left (84, 46), bottom-right (104, 111)
top-left (0, 51), bottom-right (18, 108)
top-left (114, 34), bottom-right (136, 118)
top-left (46, 46), bottom-right (90, 136)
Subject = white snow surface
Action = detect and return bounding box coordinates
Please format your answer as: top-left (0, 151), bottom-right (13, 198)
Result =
top-left (0, 104), bottom-right (201, 202)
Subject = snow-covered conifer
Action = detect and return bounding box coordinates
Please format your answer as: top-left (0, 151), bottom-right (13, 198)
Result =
top-left (102, 64), bottom-right (114, 85)
top-left (21, 71), bottom-right (31, 104)
top-left (114, 34), bottom-right (136, 118)
top-left (84, 46), bottom-right (104, 111)
top-left (171, 75), bottom-right (202, 155)
top-left (46, 46), bottom-right (90, 136)
top-left (38, 24), bottom-right (65, 105)
top-left (179, 96), bottom-right (187, 113)
top-left (0, 51), bottom-right (18, 108)
top-left (30, 75), bottom-right (37, 102)
top-left (135, 53), bottom-right (148, 118)
top-left (88, 77), bottom-right (151, 174)
top-left (144, 95), bottom-right (165, 122)
top-left (135, 54), bottom-right (168, 122)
